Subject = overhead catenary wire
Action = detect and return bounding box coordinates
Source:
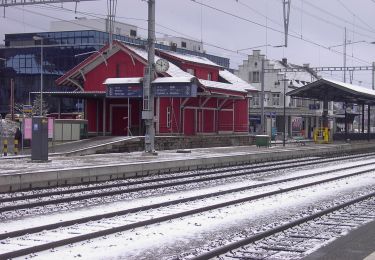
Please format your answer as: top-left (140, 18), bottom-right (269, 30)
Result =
top-left (336, 0), bottom-right (375, 33)
top-left (294, 0), bottom-right (375, 39)
top-left (189, 0), bottom-right (372, 65)
top-left (3, 0), bottom-right (374, 79)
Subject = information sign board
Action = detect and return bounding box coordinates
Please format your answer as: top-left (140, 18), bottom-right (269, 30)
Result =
top-left (106, 85), bottom-right (143, 98)
top-left (153, 83), bottom-right (197, 97)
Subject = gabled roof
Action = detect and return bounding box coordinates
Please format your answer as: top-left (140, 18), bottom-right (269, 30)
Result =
top-left (287, 78), bottom-right (375, 105)
top-left (56, 40), bottom-right (249, 97)
top-left (270, 60), bottom-right (318, 87)
top-left (219, 69), bottom-right (257, 92)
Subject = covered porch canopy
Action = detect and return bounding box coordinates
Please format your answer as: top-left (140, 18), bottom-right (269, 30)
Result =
top-left (287, 78), bottom-right (375, 139)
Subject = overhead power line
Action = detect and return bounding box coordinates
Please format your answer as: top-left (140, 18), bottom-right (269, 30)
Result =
top-left (0, 0), bottom-right (95, 7)
top-left (336, 0), bottom-right (375, 34)
top-left (297, 0), bottom-right (375, 39)
top-left (189, 0), bottom-right (372, 65)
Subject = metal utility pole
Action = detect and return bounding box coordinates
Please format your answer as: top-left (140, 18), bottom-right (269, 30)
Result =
top-left (260, 58), bottom-right (265, 134)
top-left (107, 0), bottom-right (117, 50)
top-left (372, 62), bottom-right (375, 90)
top-left (142, 0), bottom-right (156, 154)
top-left (282, 0), bottom-right (291, 47)
top-left (343, 27), bottom-right (347, 83)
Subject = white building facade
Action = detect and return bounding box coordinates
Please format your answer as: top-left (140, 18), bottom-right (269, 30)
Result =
top-left (157, 36), bottom-right (204, 53)
top-left (236, 50), bottom-right (334, 139)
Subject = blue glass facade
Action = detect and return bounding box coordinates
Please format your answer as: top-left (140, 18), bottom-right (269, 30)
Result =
top-left (0, 30), bottom-right (229, 115)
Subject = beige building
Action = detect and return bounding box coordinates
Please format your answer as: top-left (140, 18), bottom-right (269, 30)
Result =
top-left (235, 50), bottom-right (334, 139)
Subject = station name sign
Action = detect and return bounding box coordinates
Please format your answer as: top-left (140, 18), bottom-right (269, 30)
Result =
top-left (106, 83), bottom-right (198, 98)
top-left (106, 84), bottom-right (143, 98)
top-left (152, 83), bottom-right (198, 97)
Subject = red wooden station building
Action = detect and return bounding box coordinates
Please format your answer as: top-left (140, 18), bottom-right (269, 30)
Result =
top-left (56, 40), bottom-right (256, 136)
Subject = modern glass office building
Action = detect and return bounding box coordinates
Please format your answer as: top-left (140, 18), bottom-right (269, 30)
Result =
top-left (0, 30), bottom-right (229, 115)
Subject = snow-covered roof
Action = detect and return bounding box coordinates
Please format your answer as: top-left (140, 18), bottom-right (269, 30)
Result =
top-left (153, 76), bottom-right (194, 84)
top-left (287, 77), bottom-right (375, 105)
top-left (271, 60), bottom-right (317, 87)
top-left (219, 70), bottom-right (257, 92)
top-left (104, 77), bottom-right (142, 85)
top-left (199, 79), bottom-right (247, 93)
top-left (160, 49), bottom-right (222, 68)
top-left (323, 78), bottom-right (375, 97)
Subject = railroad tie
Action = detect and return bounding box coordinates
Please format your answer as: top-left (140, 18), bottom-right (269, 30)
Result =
top-left (3, 139), bottom-right (8, 156)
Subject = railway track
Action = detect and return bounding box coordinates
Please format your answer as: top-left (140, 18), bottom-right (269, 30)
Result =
top-left (1, 152), bottom-right (375, 215)
top-left (0, 163), bottom-right (373, 259)
top-left (191, 192), bottom-right (375, 260)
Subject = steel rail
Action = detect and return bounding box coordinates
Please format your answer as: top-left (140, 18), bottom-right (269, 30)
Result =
top-left (191, 192), bottom-right (375, 260)
top-left (0, 152), bottom-right (373, 210)
top-left (0, 167), bottom-right (373, 259)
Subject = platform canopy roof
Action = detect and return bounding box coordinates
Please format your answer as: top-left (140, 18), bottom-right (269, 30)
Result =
top-left (287, 78), bottom-right (375, 105)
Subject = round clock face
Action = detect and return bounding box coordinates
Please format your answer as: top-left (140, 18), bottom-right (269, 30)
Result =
top-left (155, 58), bottom-right (169, 73)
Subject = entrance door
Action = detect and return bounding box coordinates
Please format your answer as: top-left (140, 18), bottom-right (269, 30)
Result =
top-left (111, 106), bottom-right (129, 136)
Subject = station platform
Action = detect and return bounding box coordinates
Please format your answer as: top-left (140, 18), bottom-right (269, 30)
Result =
top-left (0, 140), bottom-right (374, 259)
top-left (1, 140), bottom-right (375, 193)
top-left (304, 219), bottom-right (375, 260)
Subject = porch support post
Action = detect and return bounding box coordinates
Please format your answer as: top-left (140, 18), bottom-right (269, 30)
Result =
top-left (128, 98), bottom-right (130, 136)
top-left (58, 98), bottom-right (61, 119)
top-left (96, 100), bottom-right (99, 136)
top-left (232, 99), bottom-right (235, 132)
top-left (103, 98), bottom-right (106, 136)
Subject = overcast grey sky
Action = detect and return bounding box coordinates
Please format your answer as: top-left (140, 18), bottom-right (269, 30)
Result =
top-left (1, 0), bottom-right (375, 86)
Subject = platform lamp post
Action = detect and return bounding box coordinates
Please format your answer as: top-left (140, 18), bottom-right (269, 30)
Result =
top-left (33, 36), bottom-right (44, 116)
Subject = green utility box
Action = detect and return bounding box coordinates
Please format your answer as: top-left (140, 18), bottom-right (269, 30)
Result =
top-left (255, 135), bottom-right (270, 147)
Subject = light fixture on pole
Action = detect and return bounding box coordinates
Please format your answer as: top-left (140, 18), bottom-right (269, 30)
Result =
top-left (33, 35), bottom-right (44, 116)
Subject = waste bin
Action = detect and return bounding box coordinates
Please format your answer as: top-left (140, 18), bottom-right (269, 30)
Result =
top-left (255, 135), bottom-right (270, 147)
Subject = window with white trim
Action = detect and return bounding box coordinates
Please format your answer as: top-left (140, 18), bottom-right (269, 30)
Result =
top-left (272, 93), bottom-right (280, 106)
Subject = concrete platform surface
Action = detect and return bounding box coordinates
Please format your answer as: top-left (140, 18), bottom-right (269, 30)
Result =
top-left (0, 142), bottom-right (350, 176)
top-left (304, 220), bottom-right (375, 260)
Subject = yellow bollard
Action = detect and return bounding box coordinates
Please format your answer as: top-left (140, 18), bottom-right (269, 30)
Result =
top-left (14, 139), bottom-right (18, 155)
top-left (3, 139), bottom-right (7, 156)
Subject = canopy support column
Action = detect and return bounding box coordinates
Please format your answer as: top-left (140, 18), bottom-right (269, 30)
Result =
top-left (345, 102), bottom-right (348, 141)
top-left (322, 97), bottom-right (329, 128)
top-left (368, 105), bottom-right (371, 142)
top-left (362, 104), bottom-right (365, 133)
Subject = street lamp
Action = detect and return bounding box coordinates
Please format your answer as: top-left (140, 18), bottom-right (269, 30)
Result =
top-left (280, 77), bottom-right (289, 147)
top-left (33, 35), bottom-right (44, 116)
